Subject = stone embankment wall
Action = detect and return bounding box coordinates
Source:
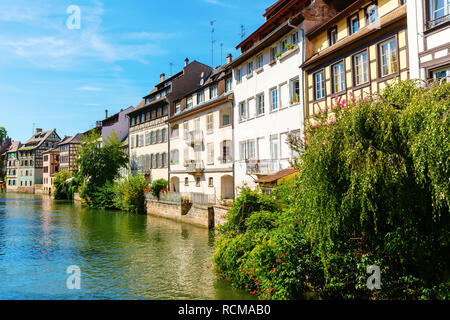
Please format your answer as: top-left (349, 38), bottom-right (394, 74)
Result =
top-left (145, 198), bottom-right (230, 229)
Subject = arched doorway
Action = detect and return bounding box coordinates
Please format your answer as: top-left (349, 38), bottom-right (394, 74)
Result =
top-left (171, 176), bottom-right (180, 192)
top-left (221, 175), bottom-right (234, 199)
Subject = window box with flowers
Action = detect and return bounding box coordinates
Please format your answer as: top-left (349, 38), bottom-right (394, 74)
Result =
top-left (218, 155), bottom-right (233, 164)
top-left (278, 44), bottom-right (299, 62)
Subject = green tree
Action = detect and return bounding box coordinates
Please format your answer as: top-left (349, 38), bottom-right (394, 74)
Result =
top-left (0, 126), bottom-right (6, 144)
top-left (151, 179), bottom-right (168, 199)
top-left (53, 170), bottom-right (73, 200)
top-left (76, 130), bottom-right (128, 207)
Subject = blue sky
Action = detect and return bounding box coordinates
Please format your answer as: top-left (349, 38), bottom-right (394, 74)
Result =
top-left (0, 0), bottom-right (274, 143)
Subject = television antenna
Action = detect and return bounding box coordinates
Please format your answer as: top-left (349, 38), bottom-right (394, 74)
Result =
top-left (210, 20), bottom-right (216, 67)
top-left (240, 25), bottom-right (246, 39)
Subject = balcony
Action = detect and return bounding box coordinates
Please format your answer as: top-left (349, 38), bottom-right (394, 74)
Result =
top-left (184, 160), bottom-right (204, 174)
top-left (184, 130), bottom-right (203, 146)
top-left (217, 155), bottom-right (233, 164)
top-left (246, 159), bottom-right (282, 175)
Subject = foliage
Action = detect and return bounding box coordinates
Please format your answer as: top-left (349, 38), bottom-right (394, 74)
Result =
top-left (52, 170), bottom-right (74, 200)
top-left (76, 130), bottom-right (128, 207)
top-left (214, 80), bottom-right (450, 300)
top-left (293, 80), bottom-right (450, 299)
top-left (0, 126), bottom-right (6, 143)
top-left (113, 174), bottom-right (148, 213)
top-left (150, 179), bottom-right (168, 199)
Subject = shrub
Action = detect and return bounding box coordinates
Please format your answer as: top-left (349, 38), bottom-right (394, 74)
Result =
top-left (151, 179), bottom-right (168, 199)
top-left (114, 174), bottom-right (148, 213)
top-left (53, 170), bottom-right (73, 200)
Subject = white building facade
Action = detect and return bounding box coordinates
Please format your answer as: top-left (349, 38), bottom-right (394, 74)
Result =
top-left (230, 2), bottom-right (305, 191)
top-left (408, 0), bottom-right (450, 81)
top-left (169, 65), bottom-right (234, 202)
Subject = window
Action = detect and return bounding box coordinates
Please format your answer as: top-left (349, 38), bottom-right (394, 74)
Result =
top-left (207, 114), bottom-right (214, 133)
top-left (131, 136), bottom-right (135, 149)
top-left (225, 78), bottom-right (232, 92)
top-left (271, 47), bottom-right (278, 61)
top-left (353, 51), bottom-right (368, 85)
top-left (332, 61), bottom-right (345, 93)
top-left (429, 0), bottom-right (450, 27)
top-left (366, 5), bottom-right (377, 24)
top-left (157, 154), bottom-right (162, 168)
top-left (185, 177), bottom-right (189, 186)
top-left (221, 140), bottom-right (232, 163)
top-left (151, 110), bottom-right (157, 119)
top-left (162, 128), bottom-right (167, 142)
top-left (196, 177), bottom-right (201, 187)
top-left (207, 143), bottom-right (214, 165)
top-left (237, 68), bottom-right (243, 82)
top-left (291, 31), bottom-right (299, 45)
top-left (290, 78), bottom-right (300, 104)
top-left (175, 102), bottom-right (181, 114)
top-left (350, 15), bottom-right (359, 34)
top-left (221, 108), bottom-right (231, 126)
top-left (163, 105), bottom-right (168, 116)
top-left (209, 177), bottom-right (214, 187)
top-left (239, 141), bottom-right (247, 160)
top-left (257, 55), bottom-right (264, 69)
top-left (183, 123), bottom-right (189, 139)
top-left (197, 90), bottom-right (205, 104)
top-left (157, 130), bottom-right (162, 143)
top-left (379, 38), bottom-right (398, 77)
top-left (432, 66), bottom-right (450, 82)
top-left (280, 39), bottom-right (288, 53)
top-left (248, 140), bottom-right (256, 160)
top-left (270, 87), bottom-right (278, 110)
top-left (151, 154), bottom-right (156, 169)
top-left (139, 134), bottom-right (144, 147)
top-left (131, 117), bottom-right (135, 126)
top-left (314, 71), bottom-right (325, 100)
top-left (145, 132), bottom-right (150, 145)
top-left (162, 153), bottom-right (167, 168)
top-left (210, 85), bottom-right (218, 98)
top-left (171, 124), bottom-right (179, 138)
top-left (247, 61), bottom-right (254, 74)
top-left (44, 155), bottom-right (48, 162)
top-left (151, 131), bottom-right (156, 144)
top-left (256, 93), bottom-right (265, 115)
top-left (187, 96), bottom-right (193, 109)
top-left (171, 149), bottom-right (179, 164)
top-left (239, 101), bottom-right (247, 121)
top-left (270, 135), bottom-right (279, 161)
top-left (328, 27), bottom-right (337, 46)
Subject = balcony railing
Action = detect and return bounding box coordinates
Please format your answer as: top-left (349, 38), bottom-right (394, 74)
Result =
top-left (217, 155), bottom-right (233, 164)
top-left (184, 160), bottom-right (205, 173)
top-left (184, 130), bottom-right (203, 146)
top-left (427, 13), bottom-right (450, 30)
top-left (246, 159), bottom-right (282, 175)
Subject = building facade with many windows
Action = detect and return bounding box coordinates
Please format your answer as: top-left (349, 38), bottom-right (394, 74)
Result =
top-left (6, 141), bottom-right (21, 192)
top-left (230, 0), bottom-right (306, 191)
top-left (302, 0), bottom-right (408, 120)
top-left (59, 134), bottom-right (83, 174)
top-left (408, 0), bottom-right (450, 82)
top-left (17, 129), bottom-right (61, 193)
top-left (128, 59), bottom-right (212, 183)
top-left (42, 146), bottom-right (60, 194)
top-left (168, 61), bottom-right (234, 201)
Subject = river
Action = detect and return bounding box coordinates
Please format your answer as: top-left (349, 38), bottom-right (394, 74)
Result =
top-left (0, 193), bottom-right (251, 300)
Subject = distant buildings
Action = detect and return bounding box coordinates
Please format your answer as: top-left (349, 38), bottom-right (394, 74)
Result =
top-left (18, 129), bottom-right (61, 193)
top-left (59, 134), bottom-right (83, 173)
top-left (43, 146), bottom-right (60, 194)
top-left (5, 141), bottom-right (21, 192)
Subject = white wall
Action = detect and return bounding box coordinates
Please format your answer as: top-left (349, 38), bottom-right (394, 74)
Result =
top-left (232, 25), bottom-right (305, 190)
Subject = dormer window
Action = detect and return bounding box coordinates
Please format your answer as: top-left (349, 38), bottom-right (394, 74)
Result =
top-left (328, 26), bottom-right (337, 46)
top-left (366, 5), bottom-right (378, 24)
top-left (210, 85), bottom-right (218, 99)
top-left (349, 15), bottom-right (359, 34)
top-left (175, 102), bottom-right (181, 114)
top-left (187, 96), bottom-right (193, 109)
top-left (197, 90), bottom-right (205, 104)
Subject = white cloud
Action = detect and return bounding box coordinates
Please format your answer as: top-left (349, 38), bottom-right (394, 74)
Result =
top-left (203, 0), bottom-right (228, 7)
top-left (78, 86), bottom-right (102, 92)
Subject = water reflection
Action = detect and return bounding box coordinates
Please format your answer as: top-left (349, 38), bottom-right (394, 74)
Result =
top-left (0, 193), bottom-right (251, 300)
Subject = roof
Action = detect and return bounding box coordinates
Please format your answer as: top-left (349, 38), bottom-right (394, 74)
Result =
top-left (19, 129), bottom-right (59, 151)
top-left (59, 133), bottom-right (83, 146)
top-left (7, 141), bottom-right (22, 153)
top-left (255, 167), bottom-right (298, 184)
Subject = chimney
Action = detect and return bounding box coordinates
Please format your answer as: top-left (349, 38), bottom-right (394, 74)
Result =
top-left (105, 109), bottom-right (108, 119)
top-left (160, 73), bottom-right (165, 83)
top-left (226, 54), bottom-right (232, 64)
top-left (36, 128), bottom-right (42, 133)
top-left (184, 58), bottom-right (189, 67)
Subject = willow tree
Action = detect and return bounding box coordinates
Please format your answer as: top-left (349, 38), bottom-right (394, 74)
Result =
top-left (292, 80), bottom-right (449, 299)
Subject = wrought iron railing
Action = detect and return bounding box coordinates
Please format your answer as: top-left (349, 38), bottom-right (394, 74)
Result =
top-left (427, 13), bottom-right (450, 29)
top-left (246, 159), bottom-right (282, 175)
